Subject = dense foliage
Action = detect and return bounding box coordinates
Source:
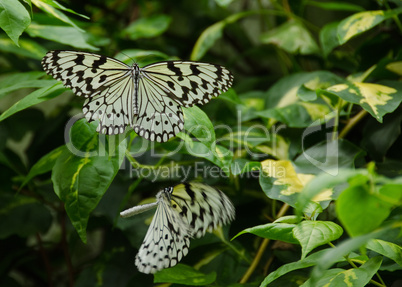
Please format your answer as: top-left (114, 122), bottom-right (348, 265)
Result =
top-left (1, 0), bottom-right (402, 286)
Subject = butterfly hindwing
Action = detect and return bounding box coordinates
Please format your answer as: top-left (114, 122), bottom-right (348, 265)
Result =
top-left (133, 75), bottom-right (184, 142)
top-left (135, 190), bottom-right (190, 274)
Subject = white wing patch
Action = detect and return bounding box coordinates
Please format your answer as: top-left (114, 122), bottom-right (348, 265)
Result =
top-left (42, 51), bottom-right (234, 142)
top-left (120, 183), bottom-right (235, 274)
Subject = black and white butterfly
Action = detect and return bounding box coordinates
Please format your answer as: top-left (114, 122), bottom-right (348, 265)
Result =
top-left (41, 51), bottom-right (233, 142)
top-left (120, 182), bottom-right (235, 274)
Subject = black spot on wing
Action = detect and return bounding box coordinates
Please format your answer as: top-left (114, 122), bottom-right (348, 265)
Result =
top-left (167, 62), bottom-right (183, 77)
top-left (74, 54), bottom-right (85, 65)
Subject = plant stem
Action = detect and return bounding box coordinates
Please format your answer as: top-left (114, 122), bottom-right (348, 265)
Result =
top-left (61, 207), bottom-right (74, 287)
top-left (239, 203), bottom-right (290, 283)
top-left (338, 110), bottom-right (367, 139)
top-left (36, 233), bottom-right (54, 287)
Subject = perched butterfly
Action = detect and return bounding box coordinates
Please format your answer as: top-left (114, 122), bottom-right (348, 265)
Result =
top-left (120, 182), bottom-right (235, 274)
top-left (41, 51), bottom-right (233, 142)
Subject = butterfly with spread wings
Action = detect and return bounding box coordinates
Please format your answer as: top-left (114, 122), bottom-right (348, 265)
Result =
top-left (120, 182), bottom-right (235, 274)
top-left (41, 51), bottom-right (233, 142)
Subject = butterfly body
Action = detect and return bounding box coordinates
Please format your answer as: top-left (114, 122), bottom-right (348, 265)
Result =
top-left (42, 51), bottom-right (233, 142)
top-left (120, 182), bottom-right (235, 274)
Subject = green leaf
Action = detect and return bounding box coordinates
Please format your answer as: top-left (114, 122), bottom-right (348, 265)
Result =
top-left (337, 9), bottom-right (402, 44)
top-left (303, 256), bottom-right (382, 287)
top-left (154, 264), bottom-right (216, 285)
top-left (257, 102), bottom-right (332, 128)
top-left (294, 140), bottom-right (366, 175)
top-left (336, 183), bottom-right (396, 237)
top-left (0, 37), bottom-right (47, 59)
top-left (310, 229), bottom-right (386, 281)
top-left (307, 1), bottom-right (365, 12)
top-left (191, 11), bottom-right (257, 61)
top-left (260, 20), bottom-right (319, 55)
top-left (51, 119), bottom-right (127, 243)
top-left (0, 0), bottom-right (31, 46)
top-left (366, 239), bottom-right (402, 266)
top-left (319, 21), bottom-right (341, 57)
top-left (183, 106), bottom-right (216, 149)
top-left (32, 0), bottom-right (89, 19)
top-left (264, 71), bottom-right (345, 109)
top-left (361, 112), bottom-right (402, 161)
top-left (0, 71), bottom-right (47, 98)
top-left (293, 221), bottom-right (343, 259)
top-left (326, 81), bottom-right (402, 122)
top-left (260, 249), bottom-right (344, 286)
top-left (26, 24), bottom-right (97, 50)
top-left (258, 160), bottom-right (333, 208)
top-left (230, 159), bottom-right (261, 176)
top-left (232, 222), bottom-right (299, 244)
top-left (123, 15), bottom-right (171, 40)
top-left (20, 145), bottom-right (67, 188)
top-left (0, 83), bottom-right (66, 122)
top-left (184, 141), bottom-right (233, 173)
top-left (300, 268), bottom-right (347, 287)
top-left (31, 0), bottom-right (84, 31)
top-left (296, 169), bottom-right (366, 214)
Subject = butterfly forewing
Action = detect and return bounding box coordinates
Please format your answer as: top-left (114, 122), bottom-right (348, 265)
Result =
top-left (142, 61), bottom-right (234, 107)
top-left (170, 182), bottom-right (235, 238)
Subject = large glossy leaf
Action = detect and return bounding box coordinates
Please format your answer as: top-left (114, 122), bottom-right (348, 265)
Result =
top-left (366, 239), bottom-right (402, 266)
top-left (337, 9), bottom-right (402, 44)
top-left (293, 221), bottom-right (343, 259)
top-left (296, 169), bottom-right (366, 214)
top-left (183, 106), bottom-right (216, 149)
top-left (259, 160), bottom-right (333, 207)
top-left (326, 81), bottom-right (402, 122)
top-left (336, 181), bottom-right (402, 236)
top-left (0, 0), bottom-right (31, 45)
top-left (309, 229), bottom-right (387, 281)
top-left (51, 119), bottom-right (126, 243)
top-left (303, 256), bottom-right (382, 287)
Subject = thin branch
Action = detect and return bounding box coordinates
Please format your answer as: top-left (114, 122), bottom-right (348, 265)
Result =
top-left (60, 207), bottom-right (74, 287)
top-left (36, 233), bottom-right (54, 287)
